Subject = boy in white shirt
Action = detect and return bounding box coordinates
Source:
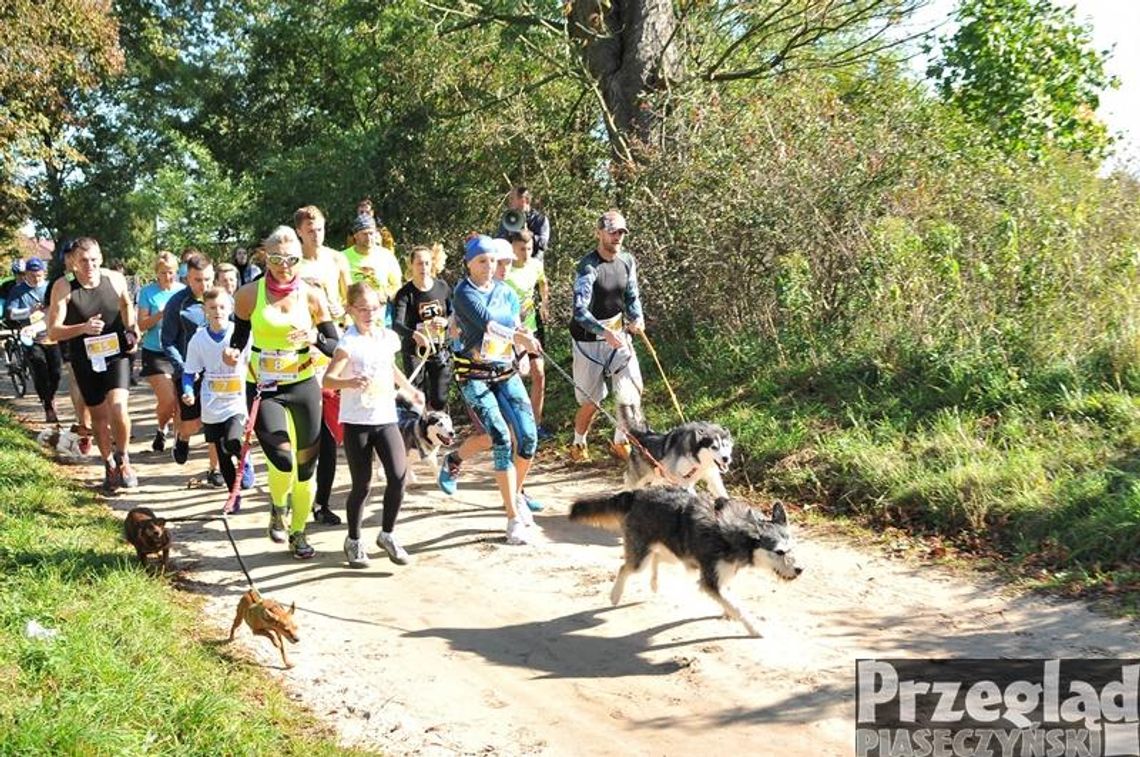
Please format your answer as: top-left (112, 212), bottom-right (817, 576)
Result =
top-left (181, 287), bottom-right (251, 510)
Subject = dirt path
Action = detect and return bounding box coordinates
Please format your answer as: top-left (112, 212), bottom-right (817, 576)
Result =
top-left (7, 380), bottom-right (1138, 756)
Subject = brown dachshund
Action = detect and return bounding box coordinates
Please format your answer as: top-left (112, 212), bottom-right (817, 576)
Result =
top-left (229, 589), bottom-right (300, 668)
top-left (123, 507), bottom-right (171, 569)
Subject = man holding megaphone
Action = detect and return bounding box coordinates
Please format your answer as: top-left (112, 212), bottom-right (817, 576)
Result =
top-left (495, 186), bottom-right (550, 261)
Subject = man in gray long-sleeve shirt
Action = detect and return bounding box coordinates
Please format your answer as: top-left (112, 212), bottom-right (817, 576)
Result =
top-left (568, 209), bottom-right (645, 463)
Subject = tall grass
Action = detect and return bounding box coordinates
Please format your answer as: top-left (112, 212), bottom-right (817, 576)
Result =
top-left (0, 408), bottom-right (357, 755)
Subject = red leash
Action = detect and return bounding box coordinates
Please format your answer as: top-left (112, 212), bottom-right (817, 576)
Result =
top-left (222, 385), bottom-right (263, 515)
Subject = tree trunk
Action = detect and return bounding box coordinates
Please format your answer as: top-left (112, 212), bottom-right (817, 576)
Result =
top-left (569, 0), bottom-right (680, 161)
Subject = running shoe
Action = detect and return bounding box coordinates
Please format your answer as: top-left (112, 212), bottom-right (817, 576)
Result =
top-left (240, 456), bottom-right (254, 489)
top-left (78, 436), bottom-right (92, 456)
top-left (102, 461), bottom-right (120, 493)
top-left (206, 469), bottom-right (225, 488)
top-left (172, 437), bottom-right (190, 465)
top-left (520, 490), bottom-right (544, 512)
top-left (569, 443), bottom-right (590, 463)
top-left (267, 507), bottom-right (287, 543)
top-left (228, 494), bottom-right (242, 514)
top-left (505, 517), bottom-right (530, 546)
top-left (376, 531), bottom-right (411, 565)
top-left (437, 452), bottom-right (461, 495)
top-left (289, 531), bottom-right (315, 560)
top-left (44, 401), bottom-right (58, 425)
top-left (119, 462), bottom-right (139, 488)
top-left (312, 505), bottom-right (342, 526)
top-left (344, 536), bottom-right (369, 568)
top-left (151, 428), bottom-right (166, 453)
top-left (609, 441), bottom-right (631, 461)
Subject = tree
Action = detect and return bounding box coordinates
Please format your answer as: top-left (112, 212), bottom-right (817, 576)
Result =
top-left (927, 0), bottom-right (1117, 159)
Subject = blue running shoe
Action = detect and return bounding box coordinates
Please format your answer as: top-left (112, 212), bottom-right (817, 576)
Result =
top-left (521, 490), bottom-right (544, 512)
top-left (536, 425), bottom-right (555, 442)
top-left (240, 455), bottom-right (254, 489)
top-left (437, 453), bottom-right (460, 496)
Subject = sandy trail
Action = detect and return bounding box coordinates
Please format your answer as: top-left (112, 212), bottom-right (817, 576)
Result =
top-left (7, 380), bottom-right (1137, 756)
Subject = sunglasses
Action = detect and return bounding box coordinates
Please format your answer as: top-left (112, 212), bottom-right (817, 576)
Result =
top-left (268, 254), bottom-right (301, 267)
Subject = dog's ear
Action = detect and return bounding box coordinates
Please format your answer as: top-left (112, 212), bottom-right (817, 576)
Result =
top-left (771, 501), bottom-right (787, 525)
top-left (288, 601), bottom-right (295, 616)
top-left (153, 518), bottom-right (167, 527)
top-left (713, 496), bottom-right (730, 513)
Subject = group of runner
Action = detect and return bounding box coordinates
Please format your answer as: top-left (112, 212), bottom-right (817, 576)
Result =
top-left (3, 191), bottom-right (649, 565)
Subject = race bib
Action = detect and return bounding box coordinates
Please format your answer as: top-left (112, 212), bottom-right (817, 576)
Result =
top-left (598, 313), bottom-right (624, 333)
top-left (84, 333), bottom-right (119, 372)
top-left (482, 321), bottom-right (515, 361)
top-left (205, 373), bottom-right (243, 397)
top-left (258, 350), bottom-right (301, 382)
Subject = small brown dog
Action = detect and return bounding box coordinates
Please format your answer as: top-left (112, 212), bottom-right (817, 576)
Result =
top-left (123, 506), bottom-right (171, 569)
top-left (229, 589), bottom-right (300, 669)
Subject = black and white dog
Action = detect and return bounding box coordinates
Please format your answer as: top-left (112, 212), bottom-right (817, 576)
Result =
top-left (396, 406), bottom-right (455, 483)
top-left (624, 421), bottom-right (735, 498)
top-left (570, 487), bottom-right (802, 636)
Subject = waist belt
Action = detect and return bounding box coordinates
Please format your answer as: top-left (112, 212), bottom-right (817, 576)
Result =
top-left (453, 356), bottom-right (515, 384)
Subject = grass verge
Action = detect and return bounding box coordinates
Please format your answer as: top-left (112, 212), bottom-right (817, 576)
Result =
top-left (0, 406), bottom-right (363, 755)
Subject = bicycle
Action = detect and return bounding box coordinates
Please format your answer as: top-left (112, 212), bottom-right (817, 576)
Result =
top-left (2, 330), bottom-right (31, 398)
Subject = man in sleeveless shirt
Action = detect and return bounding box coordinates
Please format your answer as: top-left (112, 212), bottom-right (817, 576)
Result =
top-left (46, 237), bottom-right (141, 491)
top-left (568, 209), bottom-right (645, 463)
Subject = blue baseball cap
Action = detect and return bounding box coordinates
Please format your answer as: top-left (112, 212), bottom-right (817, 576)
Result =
top-left (24, 258), bottom-right (46, 272)
top-left (464, 235), bottom-right (496, 262)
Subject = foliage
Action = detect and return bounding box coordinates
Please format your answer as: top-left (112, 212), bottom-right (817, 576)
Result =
top-left (928, 0), bottom-right (1117, 159)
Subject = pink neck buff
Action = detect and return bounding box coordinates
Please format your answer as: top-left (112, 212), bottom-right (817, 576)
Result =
top-left (265, 273), bottom-right (300, 297)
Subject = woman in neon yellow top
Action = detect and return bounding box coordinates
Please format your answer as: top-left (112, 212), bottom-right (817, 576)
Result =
top-left (225, 225), bottom-right (338, 560)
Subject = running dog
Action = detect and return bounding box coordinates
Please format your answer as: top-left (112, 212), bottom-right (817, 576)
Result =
top-left (397, 406), bottom-right (455, 483)
top-left (570, 487), bottom-right (802, 636)
top-left (123, 506), bottom-right (171, 569)
top-left (624, 421), bottom-right (734, 498)
top-left (229, 589), bottom-right (300, 669)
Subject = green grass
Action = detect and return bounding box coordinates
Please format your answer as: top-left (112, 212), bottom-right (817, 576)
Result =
top-left (0, 408), bottom-right (362, 755)
top-left (540, 329), bottom-right (1140, 608)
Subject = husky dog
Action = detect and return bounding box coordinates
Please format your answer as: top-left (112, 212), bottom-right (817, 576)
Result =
top-left (624, 421), bottom-right (734, 498)
top-left (397, 406), bottom-right (455, 483)
top-left (570, 487), bottom-right (802, 636)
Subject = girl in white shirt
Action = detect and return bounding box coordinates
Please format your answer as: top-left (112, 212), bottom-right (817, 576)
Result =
top-left (323, 281), bottom-right (423, 568)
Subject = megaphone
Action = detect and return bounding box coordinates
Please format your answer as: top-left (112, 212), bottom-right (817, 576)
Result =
top-left (501, 209), bottom-right (526, 233)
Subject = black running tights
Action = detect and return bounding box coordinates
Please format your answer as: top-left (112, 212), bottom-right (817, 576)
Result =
top-left (342, 423), bottom-right (407, 539)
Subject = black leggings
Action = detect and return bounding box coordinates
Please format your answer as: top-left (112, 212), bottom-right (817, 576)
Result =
top-left (204, 415), bottom-right (243, 491)
top-left (246, 377), bottom-right (322, 478)
top-left (25, 343), bottom-right (62, 406)
top-left (315, 420), bottom-right (337, 508)
top-left (342, 423), bottom-right (407, 539)
top-left (402, 352), bottom-right (452, 412)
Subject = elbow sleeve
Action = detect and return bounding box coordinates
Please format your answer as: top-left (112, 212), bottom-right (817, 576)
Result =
top-left (314, 320), bottom-right (339, 358)
top-left (230, 316), bottom-right (251, 351)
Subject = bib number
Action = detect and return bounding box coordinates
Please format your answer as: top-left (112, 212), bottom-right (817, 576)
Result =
top-left (258, 350), bottom-right (301, 382)
top-left (482, 321), bottom-right (514, 361)
top-left (84, 333), bottom-right (120, 373)
top-left (205, 373), bottom-right (243, 397)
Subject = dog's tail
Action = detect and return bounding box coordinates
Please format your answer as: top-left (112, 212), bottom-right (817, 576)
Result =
top-left (569, 491), bottom-right (637, 531)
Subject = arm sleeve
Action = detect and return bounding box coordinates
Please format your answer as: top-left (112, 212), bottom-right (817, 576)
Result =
top-left (180, 339), bottom-right (201, 395)
top-left (230, 316), bottom-right (251, 351)
top-left (624, 257), bottom-right (644, 324)
top-left (390, 287), bottom-right (414, 341)
top-left (571, 263), bottom-right (606, 337)
top-left (314, 320), bottom-right (339, 358)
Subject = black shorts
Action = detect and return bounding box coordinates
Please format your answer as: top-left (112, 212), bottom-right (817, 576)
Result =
top-left (177, 373), bottom-right (204, 422)
top-left (203, 415), bottom-right (244, 445)
top-left (140, 348), bottom-right (176, 377)
top-left (70, 353), bottom-right (131, 407)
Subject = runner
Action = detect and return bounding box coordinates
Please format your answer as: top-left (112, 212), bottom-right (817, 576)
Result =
top-left (161, 252), bottom-right (223, 485)
top-left (341, 213), bottom-right (402, 303)
top-left (181, 288), bottom-right (250, 510)
top-left (225, 225), bottom-right (338, 559)
top-left (323, 281), bottom-right (424, 567)
top-left (503, 229), bottom-right (551, 438)
top-left (215, 260), bottom-right (256, 490)
top-left (392, 244), bottom-right (452, 411)
top-left (46, 237), bottom-right (141, 490)
top-left (295, 204), bottom-right (351, 526)
top-left (445, 235), bottom-right (541, 545)
top-left (136, 251), bottom-right (185, 452)
top-left (5, 258), bottom-right (62, 422)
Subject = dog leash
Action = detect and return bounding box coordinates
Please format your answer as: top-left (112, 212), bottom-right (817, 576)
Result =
top-left (407, 339), bottom-right (436, 385)
top-left (538, 344), bottom-right (691, 488)
top-left (638, 331), bottom-right (686, 424)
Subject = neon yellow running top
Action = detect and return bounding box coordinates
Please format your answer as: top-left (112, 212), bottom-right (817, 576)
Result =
top-left (247, 277), bottom-right (315, 385)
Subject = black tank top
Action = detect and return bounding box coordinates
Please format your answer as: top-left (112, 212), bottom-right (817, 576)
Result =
top-left (64, 274), bottom-right (125, 353)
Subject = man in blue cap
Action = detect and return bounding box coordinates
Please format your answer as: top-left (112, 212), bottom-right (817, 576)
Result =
top-left (5, 257), bottom-right (62, 422)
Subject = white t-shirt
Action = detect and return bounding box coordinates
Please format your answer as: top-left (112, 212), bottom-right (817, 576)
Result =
top-left (183, 324), bottom-right (250, 425)
top-left (337, 325), bottom-right (402, 426)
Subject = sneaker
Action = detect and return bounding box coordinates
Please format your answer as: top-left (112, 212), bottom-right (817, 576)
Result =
top-left (313, 505), bottom-right (342, 526)
top-left (119, 462), bottom-right (139, 488)
top-left (172, 438), bottom-right (190, 465)
top-left (344, 536), bottom-right (370, 568)
top-left (505, 517), bottom-right (530, 546)
top-left (376, 531), bottom-right (411, 565)
top-left (102, 461), bottom-right (120, 493)
top-left (437, 452), bottom-right (461, 496)
top-left (44, 402), bottom-right (58, 425)
top-left (228, 494), bottom-right (242, 514)
top-left (536, 425), bottom-right (555, 442)
top-left (288, 531), bottom-right (315, 560)
top-left (520, 490), bottom-right (544, 512)
top-left (569, 443), bottom-right (590, 463)
top-left (206, 469), bottom-right (225, 488)
top-left (151, 428), bottom-right (165, 452)
top-left (267, 507), bottom-right (287, 543)
top-left (240, 456), bottom-right (254, 489)
top-left (78, 436), bottom-right (92, 456)
top-left (609, 441), bottom-right (631, 461)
